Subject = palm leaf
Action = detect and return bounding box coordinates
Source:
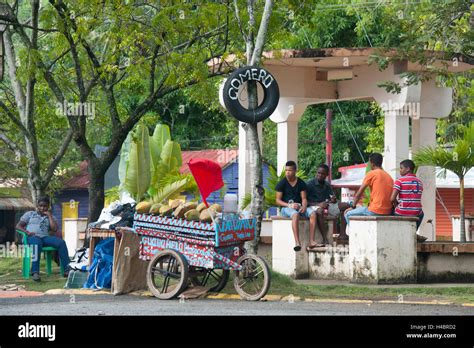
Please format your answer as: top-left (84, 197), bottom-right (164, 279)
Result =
top-left (150, 124), bottom-right (171, 169)
top-left (152, 178), bottom-right (189, 204)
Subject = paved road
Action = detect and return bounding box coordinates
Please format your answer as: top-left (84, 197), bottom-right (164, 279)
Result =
top-left (0, 294), bottom-right (472, 315)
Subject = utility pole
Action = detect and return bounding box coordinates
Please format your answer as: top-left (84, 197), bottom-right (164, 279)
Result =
top-left (326, 109), bottom-right (333, 182)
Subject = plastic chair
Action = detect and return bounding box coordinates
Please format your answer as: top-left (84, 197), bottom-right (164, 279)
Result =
top-left (16, 229), bottom-right (65, 279)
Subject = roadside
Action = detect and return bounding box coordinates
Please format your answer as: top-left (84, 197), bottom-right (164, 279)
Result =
top-left (2, 257), bottom-right (474, 305)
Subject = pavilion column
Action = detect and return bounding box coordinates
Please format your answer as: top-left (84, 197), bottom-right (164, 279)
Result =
top-left (238, 122), bottom-right (263, 207)
top-left (383, 110), bottom-right (409, 179)
top-left (277, 120), bottom-right (298, 173)
top-left (412, 117), bottom-right (437, 240)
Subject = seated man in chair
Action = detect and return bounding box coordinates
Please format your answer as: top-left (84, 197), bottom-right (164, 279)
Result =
top-left (16, 196), bottom-right (70, 282)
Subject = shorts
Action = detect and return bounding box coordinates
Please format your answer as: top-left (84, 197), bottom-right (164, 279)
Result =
top-left (307, 203), bottom-right (340, 217)
top-left (281, 206), bottom-right (312, 218)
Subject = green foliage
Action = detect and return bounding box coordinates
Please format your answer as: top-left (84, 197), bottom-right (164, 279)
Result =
top-left (414, 121), bottom-right (474, 180)
top-left (123, 123), bottom-right (151, 202)
top-left (297, 102), bottom-right (377, 177)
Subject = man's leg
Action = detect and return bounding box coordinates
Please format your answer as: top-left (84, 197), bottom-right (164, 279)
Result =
top-left (316, 209), bottom-right (329, 244)
top-left (42, 236), bottom-right (71, 274)
top-left (344, 206), bottom-right (371, 228)
top-left (308, 208), bottom-right (318, 247)
top-left (27, 236), bottom-right (43, 275)
top-left (338, 202), bottom-right (350, 239)
top-left (281, 207), bottom-right (301, 251)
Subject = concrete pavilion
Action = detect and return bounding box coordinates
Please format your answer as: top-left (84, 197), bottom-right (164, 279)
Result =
top-left (213, 48), bottom-right (474, 240)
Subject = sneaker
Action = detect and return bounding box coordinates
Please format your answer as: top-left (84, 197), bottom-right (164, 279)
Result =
top-left (32, 273), bottom-right (41, 282)
top-left (416, 235), bottom-right (428, 243)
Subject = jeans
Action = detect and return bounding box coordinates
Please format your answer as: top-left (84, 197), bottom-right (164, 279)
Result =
top-left (344, 206), bottom-right (381, 226)
top-left (395, 211), bottom-right (424, 230)
top-left (27, 235), bottom-right (70, 274)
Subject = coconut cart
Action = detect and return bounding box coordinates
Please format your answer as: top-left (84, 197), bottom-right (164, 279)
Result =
top-left (133, 212), bottom-right (271, 301)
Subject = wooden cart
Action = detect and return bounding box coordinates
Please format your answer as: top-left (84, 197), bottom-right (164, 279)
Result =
top-left (133, 213), bottom-right (271, 300)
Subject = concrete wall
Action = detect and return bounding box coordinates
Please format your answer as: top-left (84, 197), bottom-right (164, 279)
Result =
top-left (272, 216), bottom-right (334, 279)
top-left (308, 245), bottom-right (350, 280)
top-left (418, 253), bottom-right (474, 282)
top-left (349, 216), bottom-right (417, 284)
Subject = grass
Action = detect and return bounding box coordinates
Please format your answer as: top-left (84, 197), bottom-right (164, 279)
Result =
top-left (2, 255), bottom-right (474, 304)
top-left (220, 270), bottom-right (474, 304)
top-left (0, 256), bottom-right (67, 292)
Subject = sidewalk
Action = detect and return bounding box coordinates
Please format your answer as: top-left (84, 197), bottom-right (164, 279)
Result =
top-left (295, 279), bottom-right (474, 288)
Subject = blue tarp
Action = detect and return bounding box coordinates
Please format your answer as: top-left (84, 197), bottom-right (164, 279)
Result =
top-left (84, 237), bottom-right (114, 289)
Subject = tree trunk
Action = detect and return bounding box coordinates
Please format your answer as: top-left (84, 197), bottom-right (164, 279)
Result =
top-left (460, 176), bottom-right (466, 242)
top-left (88, 163), bottom-right (105, 223)
top-left (245, 80), bottom-right (264, 254)
top-left (240, 0), bottom-right (273, 254)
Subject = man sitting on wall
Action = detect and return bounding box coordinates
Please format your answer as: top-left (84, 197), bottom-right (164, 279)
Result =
top-left (344, 153), bottom-right (394, 230)
top-left (390, 159), bottom-right (427, 242)
top-left (306, 164), bottom-right (351, 247)
top-left (275, 161), bottom-right (311, 252)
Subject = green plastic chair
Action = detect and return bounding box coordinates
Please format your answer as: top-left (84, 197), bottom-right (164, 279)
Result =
top-left (16, 229), bottom-right (65, 279)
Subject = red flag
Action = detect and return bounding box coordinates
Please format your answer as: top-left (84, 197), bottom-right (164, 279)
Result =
top-left (188, 158), bottom-right (224, 207)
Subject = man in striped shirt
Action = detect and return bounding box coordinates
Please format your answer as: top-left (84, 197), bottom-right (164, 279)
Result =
top-left (390, 159), bottom-right (425, 235)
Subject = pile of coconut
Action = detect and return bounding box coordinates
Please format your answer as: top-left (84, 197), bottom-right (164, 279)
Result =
top-left (135, 200), bottom-right (222, 223)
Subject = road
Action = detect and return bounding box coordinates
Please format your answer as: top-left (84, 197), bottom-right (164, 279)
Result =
top-left (0, 294), bottom-right (472, 315)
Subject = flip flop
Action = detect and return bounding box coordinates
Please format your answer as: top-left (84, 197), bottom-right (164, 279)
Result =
top-left (306, 244), bottom-right (325, 251)
top-left (293, 245), bottom-right (302, 252)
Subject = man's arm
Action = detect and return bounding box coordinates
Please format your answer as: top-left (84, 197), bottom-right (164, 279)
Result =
top-left (300, 190), bottom-right (308, 213)
top-left (16, 221), bottom-right (32, 235)
top-left (276, 192), bottom-right (291, 208)
top-left (16, 212), bottom-right (34, 236)
top-left (390, 189), bottom-right (399, 207)
top-left (345, 183), bottom-right (369, 213)
top-left (46, 211), bottom-right (58, 234)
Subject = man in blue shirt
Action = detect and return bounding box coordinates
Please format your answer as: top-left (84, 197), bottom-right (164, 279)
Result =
top-left (16, 196), bottom-right (70, 282)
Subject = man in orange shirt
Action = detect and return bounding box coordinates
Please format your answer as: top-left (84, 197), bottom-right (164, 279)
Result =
top-left (344, 153), bottom-right (394, 231)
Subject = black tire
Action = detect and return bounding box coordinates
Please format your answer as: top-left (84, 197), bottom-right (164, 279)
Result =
top-left (223, 66), bottom-right (279, 124)
top-left (233, 254), bottom-right (271, 301)
top-left (146, 249), bottom-right (189, 300)
top-left (189, 267), bottom-right (230, 293)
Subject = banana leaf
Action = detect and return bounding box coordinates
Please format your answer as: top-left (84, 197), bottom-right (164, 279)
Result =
top-left (123, 123), bottom-right (151, 202)
top-left (118, 132), bottom-right (132, 192)
top-left (150, 124), bottom-right (171, 170)
top-left (148, 140), bottom-right (183, 197)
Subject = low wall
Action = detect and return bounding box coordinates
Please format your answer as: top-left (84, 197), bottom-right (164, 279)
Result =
top-left (348, 216), bottom-right (418, 284)
top-left (417, 242), bottom-right (474, 282)
top-left (308, 245), bottom-right (350, 280)
top-left (272, 215), bottom-right (474, 283)
top-left (272, 215), bottom-right (335, 279)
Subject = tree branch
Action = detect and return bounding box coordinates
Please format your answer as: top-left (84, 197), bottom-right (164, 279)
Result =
top-left (250, 0), bottom-right (273, 66)
top-left (41, 128), bottom-right (74, 188)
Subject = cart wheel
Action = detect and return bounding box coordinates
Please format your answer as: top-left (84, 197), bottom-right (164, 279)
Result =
top-left (146, 249), bottom-right (189, 300)
top-left (233, 254), bottom-right (271, 301)
top-left (189, 267), bottom-right (229, 293)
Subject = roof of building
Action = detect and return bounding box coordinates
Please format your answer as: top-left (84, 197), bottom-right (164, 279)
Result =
top-left (208, 48), bottom-right (474, 73)
top-left (63, 160), bottom-right (90, 190)
top-left (180, 149), bottom-right (239, 174)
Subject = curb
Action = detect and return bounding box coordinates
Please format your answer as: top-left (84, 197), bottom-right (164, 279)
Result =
top-left (26, 289), bottom-right (474, 308)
